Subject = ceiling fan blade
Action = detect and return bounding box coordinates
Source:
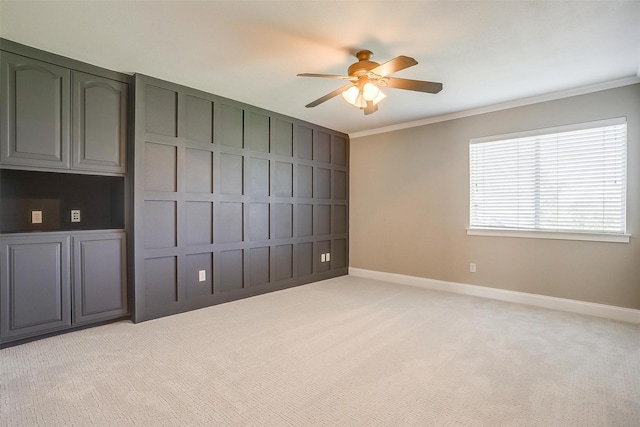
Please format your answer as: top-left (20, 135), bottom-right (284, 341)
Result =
top-left (305, 84), bottom-right (353, 108)
top-left (298, 73), bottom-right (353, 80)
top-left (364, 101), bottom-right (378, 115)
top-left (370, 55), bottom-right (417, 77)
top-left (383, 77), bottom-right (443, 94)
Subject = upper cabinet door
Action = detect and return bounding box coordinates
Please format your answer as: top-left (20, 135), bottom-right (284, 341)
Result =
top-left (72, 71), bottom-right (127, 174)
top-left (0, 52), bottom-right (71, 169)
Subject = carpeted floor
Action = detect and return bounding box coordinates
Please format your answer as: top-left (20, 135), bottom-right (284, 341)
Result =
top-left (1, 275), bottom-right (639, 426)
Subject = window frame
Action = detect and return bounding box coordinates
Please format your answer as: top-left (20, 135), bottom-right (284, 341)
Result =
top-left (467, 117), bottom-right (630, 243)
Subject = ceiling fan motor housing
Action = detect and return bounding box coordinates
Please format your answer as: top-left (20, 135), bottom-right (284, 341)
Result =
top-left (348, 50), bottom-right (380, 77)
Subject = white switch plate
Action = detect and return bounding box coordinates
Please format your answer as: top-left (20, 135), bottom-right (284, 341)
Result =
top-left (321, 254), bottom-right (326, 262)
top-left (198, 270), bottom-right (206, 282)
top-left (71, 210), bottom-right (81, 223)
top-left (470, 263), bottom-right (476, 273)
top-left (31, 210), bottom-right (43, 224)
top-left (326, 253), bottom-right (330, 262)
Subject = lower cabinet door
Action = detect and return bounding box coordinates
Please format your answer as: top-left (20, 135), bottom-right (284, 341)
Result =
top-left (72, 232), bottom-right (128, 325)
top-left (0, 234), bottom-right (71, 342)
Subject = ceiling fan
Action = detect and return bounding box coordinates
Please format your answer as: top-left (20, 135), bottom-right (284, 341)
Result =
top-left (298, 50), bottom-right (443, 115)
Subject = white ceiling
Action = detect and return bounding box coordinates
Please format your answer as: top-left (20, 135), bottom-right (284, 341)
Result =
top-left (1, 1), bottom-right (639, 135)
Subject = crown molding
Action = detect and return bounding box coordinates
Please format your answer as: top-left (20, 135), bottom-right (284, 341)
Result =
top-left (349, 76), bottom-right (640, 139)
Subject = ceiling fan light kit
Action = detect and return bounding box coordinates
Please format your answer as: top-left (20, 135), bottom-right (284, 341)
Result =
top-left (298, 50), bottom-right (443, 115)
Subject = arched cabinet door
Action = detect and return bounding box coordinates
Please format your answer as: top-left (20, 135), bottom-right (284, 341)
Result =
top-left (72, 71), bottom-right (127, 173)
top-left (0, 52), bottom-right (71, 169)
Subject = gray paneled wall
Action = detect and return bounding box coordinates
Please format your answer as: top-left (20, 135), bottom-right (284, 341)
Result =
top-left (133, 74), bottom-right (349, 322)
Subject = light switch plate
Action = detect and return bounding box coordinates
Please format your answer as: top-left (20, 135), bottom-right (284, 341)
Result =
top-left (326, 253), bottom-right (330, 262)
top-left (198, 270), bottom-right (206, 282)
top-left (321, 254), bottom-right (326, 262)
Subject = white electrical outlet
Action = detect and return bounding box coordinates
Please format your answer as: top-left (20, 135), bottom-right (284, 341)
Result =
top-left (71, 210), bottom-right (81, 223)
top-left (470, 263), bottom-right (476, 273)
top-left (321, 254), bottom-right (326, 262)
top-left (326, 252), bottom-right (330, 262)
top-left (31, 210), bottom-right (43, 224)
top-left (198, 270), bottom-right (206, 282)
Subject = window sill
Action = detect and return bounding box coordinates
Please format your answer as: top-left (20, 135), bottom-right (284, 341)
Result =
top-left (466, 228), bottom-right (630, 243)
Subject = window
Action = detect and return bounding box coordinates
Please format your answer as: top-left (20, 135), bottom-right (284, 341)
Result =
top-left (469, 118), bottom-right (628, 243)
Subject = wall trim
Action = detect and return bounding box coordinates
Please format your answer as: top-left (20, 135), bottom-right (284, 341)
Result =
top-left (349, 267), bottom-right (640, 324)
top-left (349, 76), bottom-right (640, 139)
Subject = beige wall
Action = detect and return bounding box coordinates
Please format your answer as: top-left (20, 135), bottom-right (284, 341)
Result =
top-left (350, 84), bottom-right (640, 310)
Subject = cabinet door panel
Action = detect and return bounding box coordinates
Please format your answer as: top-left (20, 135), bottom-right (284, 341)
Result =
top-left (72, 71), bottom-right (127, 173)
top-left (73, 232), bottom-right (127, 324)
top-left (0, 52), bottom-right (71, 169)
top-left (0, 235), bottom-right (71, 342)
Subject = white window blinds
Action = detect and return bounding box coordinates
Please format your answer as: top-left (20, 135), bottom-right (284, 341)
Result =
top-left (470, 118), bottom-right (627, 235)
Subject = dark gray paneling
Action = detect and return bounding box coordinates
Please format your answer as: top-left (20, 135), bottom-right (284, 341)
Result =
top-left (297, 125), bottom-right (313, 160)
top-left (0, 234), bottom-right (71, 342)
top-left (248, 157), bottom-right (269, 196)
top-left (220, 153), bottom-right (243, 195)
top-left (145, 85), bottom-right (177, 137)
top-left (275, 244), bottom-right (293, 281)
top-left (185, 95), bottom-right (213, 143)
top-left (249, 247), bottom-right (270, 286)
top-left (133, 74), bottom-right (349, 323)
top-left (217, 202), bottom-right (243, 243)
top-left (219, 249), bottom-right (243, 292)
top-left (144, 256), bottom-right (177, 307)
top-left (220, 104), bottom-right (243, 148)
top-left (334, 170), bottom-right (347, 200)
top-left (316, 240), bottom-right (331, 272)
top-left (145, 142), bottom-right (176, 192)
top-left (274, 161), bottom-right (293, 197)
top-left (334, 205), bottom-right (347, 234)
top-left (297, 204), bottom-right (313, 237)
top-left (186, 253), bottom-right (213, 299)
top-left (297, 165), bottom-right (313, 198)
top-left (185, 202), bottom-right (212, 246)
top-left (333, 238), bottom-right (347, 269)
top-left (245, 111), bottom-right (269, 153)
top-left (0, 52), bottom-right (70, 169)
top-left (185, 148), bottom-right (212, 193)
top-left (72, 232), bottom-right (127, 325)
top-left (72, 71), bottom-right (127, 173)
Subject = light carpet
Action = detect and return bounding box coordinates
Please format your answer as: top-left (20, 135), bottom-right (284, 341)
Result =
top-left (1, 275), bottom-right (639, 426)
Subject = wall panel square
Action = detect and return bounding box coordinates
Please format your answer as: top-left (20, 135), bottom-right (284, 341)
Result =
top-left (220, 249), bottom-right (244, 292)
top-left (297, 204), bottom-right (313, 237)
top-left (315, 131), bottom-right (331, 163)
top-left (333, 239), bottom-right (347, 269)
top-left (297, 164), bottom-right (313, 198)
top-left (248, 203), bottom-right (269, 241)
top-left (185, 148), bottom-right (213, 193)
top-left (275, 244), bottom-right (293, 281)
top-left (185, 95), bottom-right (213, 143)
top-left (272, 118), bottom-right (293, 157)
top-left (274, 161), bottom-right (293, 197)
top-left (145, 143), bottom-right (176, 192)
top-left (186, 253), bottom-right (213, 299)
top-left (297, 125), bottom-right (313, 160)
top-left (217, 202), bottom-right (243, 243)
top-left (248, 157), bottom-right (269, 196)
top-left (249, 247), bottom-right (270, 287)
top-left (296, 242), bottom-right (313, 277)
top-left (334, 205), bottom-right (347, 234)
top-left (317, 204), bottom-right (331, 235)
top-left (144, 256), bottom-right (177, 307)
top-left (146, 85), bottom-right (176, 136)
top-left (245, 111), bottom-right (269, 153)
top-left (144, 201), bottom-right (176, 249)
top-left (186, 202), bottom-right (212, 246)
top-left (334, 170), bottom-right (347, 200)
top-left (275, 203), bottom-right (293, 238)
top-left (317, 168), bottom-right (331, 199)
top-left (219, 104), bottom-right (243, 148)
top-left (333, 136), bottom-right (347, 166)
top-left (220, 153), bottom-right (243, 195)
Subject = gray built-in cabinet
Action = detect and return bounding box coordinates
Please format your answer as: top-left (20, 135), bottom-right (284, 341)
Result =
top-left (0, 231), bottom-right (127, 342)
top-left (0, 50), bottom-right (127, 174)
top-left (0, 40), bottom-right (131, 345)
top-left (134, 75), bottom-right (349, 322)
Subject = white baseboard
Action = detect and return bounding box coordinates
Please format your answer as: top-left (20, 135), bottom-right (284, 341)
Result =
top-left (348, 267), bottom-right (640, 324)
